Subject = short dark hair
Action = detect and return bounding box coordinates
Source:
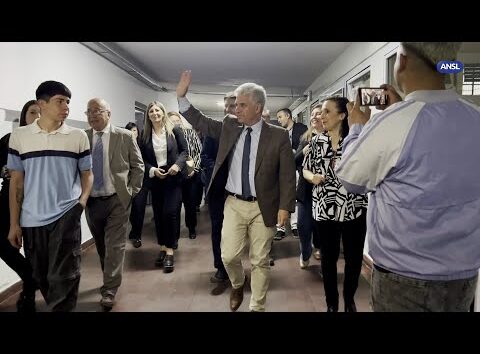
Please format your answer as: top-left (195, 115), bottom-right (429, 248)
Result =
top-left (125, 122), bottom-right (137, 131)
top-left (277, 108), bottom-right (292, 118)
top-left (19, 100), bottom-right (38, 127)
top-left (35, 80), bottom-right (71, 102)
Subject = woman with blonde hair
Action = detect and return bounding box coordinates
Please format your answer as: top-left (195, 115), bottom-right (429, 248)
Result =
top-left (294, 104), bottom-right (324, 270)
top-left (139, 101), bottom-right (188, 272)
top-left (168, 111), bottom-right (202, 242)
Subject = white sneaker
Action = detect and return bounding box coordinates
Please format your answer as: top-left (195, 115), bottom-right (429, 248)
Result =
top-left (299, 256), bottom-right (309, 269)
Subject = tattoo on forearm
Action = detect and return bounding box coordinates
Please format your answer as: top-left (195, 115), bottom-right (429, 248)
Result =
top-left (16, 186), bottom-right (24, 207)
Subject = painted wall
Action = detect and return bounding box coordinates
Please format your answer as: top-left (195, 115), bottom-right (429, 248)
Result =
top-left (0, 42), bottom-right (179, 293)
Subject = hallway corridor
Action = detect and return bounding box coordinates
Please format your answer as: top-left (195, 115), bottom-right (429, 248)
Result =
top-left (0, 204), bottom-right (372, 312)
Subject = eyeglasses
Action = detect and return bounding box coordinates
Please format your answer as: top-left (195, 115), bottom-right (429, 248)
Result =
top-left (85, 109), bottom-right (108, 116)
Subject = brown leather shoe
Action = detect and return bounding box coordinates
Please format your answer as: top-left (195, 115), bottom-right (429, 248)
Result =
top-left (230, 275), bottom-right (247, 312)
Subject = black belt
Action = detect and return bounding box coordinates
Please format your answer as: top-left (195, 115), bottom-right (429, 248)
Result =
top-left (225, 191), bottom-right (257, 202)
top-left (90, 193), bottom-right (116, 201)
top-left (373, 264), bottom-right (392, 274)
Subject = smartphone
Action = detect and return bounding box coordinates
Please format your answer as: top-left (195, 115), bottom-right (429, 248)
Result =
top-left (359, 87), bottom-right (388, 106)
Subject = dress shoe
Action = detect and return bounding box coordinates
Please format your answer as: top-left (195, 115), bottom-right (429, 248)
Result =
top-left (269, 257), bottom-right (275, 266)
top-left (292, 228), bottom-right (299, 239)
top-left (189, 230), bottom-right (197, 239)
top-left (16, 291), bottom-right (36, 313)
top-left (345, 302), bottom-right (357, 312)
top-left (210, 269), bottom-right (229, 283)
top-left (230, 275), bottom-right (247, 312)
top-left (155, 251), bottom-right (167, 267)
top-left (132, 239), bottom-right (142, 248)
top-left (163, 254), bottom-right (174, 273)
top-left (100, 293), bottom-right (115, 311)
top-left (273, 230), bottom-right (285, 241)
top-left (327, 305), bottom-right (338, 312)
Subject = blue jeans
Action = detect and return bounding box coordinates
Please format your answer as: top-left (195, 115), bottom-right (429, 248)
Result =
top-left (371, 266), bottom-right (478, 312)
top-left (297, 199), bottom-right (319, 262)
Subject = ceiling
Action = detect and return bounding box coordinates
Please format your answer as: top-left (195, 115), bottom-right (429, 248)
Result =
top-left (82, 42), bottom-right (352, 118)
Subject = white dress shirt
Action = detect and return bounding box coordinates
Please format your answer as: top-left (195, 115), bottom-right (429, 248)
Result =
top-left (149, 128), bottom-right (168, 178)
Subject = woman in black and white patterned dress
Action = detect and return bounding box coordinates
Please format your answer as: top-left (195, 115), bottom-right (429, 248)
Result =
top-left (168, 111), bottom-right (202, 242)
top-left (303, 96), bottom-right (368, 313)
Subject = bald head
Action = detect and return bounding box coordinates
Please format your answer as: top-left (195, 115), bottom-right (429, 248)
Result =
top-left (394, 42), bottom-right (462, 94)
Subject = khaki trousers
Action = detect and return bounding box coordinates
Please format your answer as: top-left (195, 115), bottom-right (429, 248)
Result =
top-left (221, 196), bottom-right (275, 311)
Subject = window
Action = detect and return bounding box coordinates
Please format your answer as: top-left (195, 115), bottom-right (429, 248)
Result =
top-left (346, 69), bottom-right (370, 101)
top-left (462, 64), bottom-right (480, 95)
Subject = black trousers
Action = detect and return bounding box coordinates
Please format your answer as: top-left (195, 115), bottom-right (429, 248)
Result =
top-left (23, 203), bottom-right (83, 312)
top-left (151, 176), bottom-right (182, 249)
top-left (208, 191), bottom-right (227, 273)
top-left (129, 184), bottom-right (149, 240)
top-left (0, 189), bottom-right (36, 295)
top-left (315, 212), bottom-right (367, 308)
top-left (180, 173), bottom-right (201, 234)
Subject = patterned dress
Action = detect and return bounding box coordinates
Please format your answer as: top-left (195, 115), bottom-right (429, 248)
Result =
top-left (183, 128), bottom-right (202, 172)
top-left (303, 132), bottom-right (367, 222)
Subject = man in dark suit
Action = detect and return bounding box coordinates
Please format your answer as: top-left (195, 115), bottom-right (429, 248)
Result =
top-left (177, 70), bottom-right (296, 312)
top-left (274, 108), bottom-right (308, 240)
top-left (85, 98), bottom-right (144, 311)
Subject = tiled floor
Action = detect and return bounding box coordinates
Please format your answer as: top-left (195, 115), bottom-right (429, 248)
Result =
top-left (0, 204), bottom-right (372, 312)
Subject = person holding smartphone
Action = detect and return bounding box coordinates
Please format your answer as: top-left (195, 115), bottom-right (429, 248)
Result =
top-left (337, 42), bottom-right (479, 312)
top-left (139, 101), bottom-right (188, 273)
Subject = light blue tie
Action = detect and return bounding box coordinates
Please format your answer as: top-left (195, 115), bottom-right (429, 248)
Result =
top-left (92, 132), bottom-right (104, 190)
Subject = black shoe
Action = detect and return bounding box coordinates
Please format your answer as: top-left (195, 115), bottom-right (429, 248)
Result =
top-left (345, 302), bottom-right (357, 312)
top-left (269, 257), bottom-right (275, 266)
top-left (273, 230), bottom-right (285, 241)
top-left (163, 255), bottom-right (174, 273)
top-left (292, 229), bottom-right (299, 239)
top-left (16, 291), bottom-right (36, 313)
top-left (132, 239), bottom-right (142, 248)
top-left (155, 251), bottom-right (167, 267)
top-left (173, 241), bottom-right (178, 250)
top-left (210, 269), bottom-right (229, 283)
top-left (189, 230), bottom-right (197, 239)
top-left (327, 305), bottom-right (338, 312)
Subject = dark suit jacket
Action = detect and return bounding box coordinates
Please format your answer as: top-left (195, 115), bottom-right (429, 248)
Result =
top-left (181, 105), bottom-right (296, 227)
top-left (86, 125), bottom-right (144, 209)
top-left (139, 126), bottom-right (188, 188)
top-left (291, 122), bottom-right (308, 152)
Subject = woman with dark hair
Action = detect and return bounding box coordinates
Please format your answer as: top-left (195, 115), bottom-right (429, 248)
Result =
top-left (0, 100), bottom-right (40, 312)
top-left (303, 96), bottom-right (368, 312)
top-left (124, 122), bottom-right (146, 248)
top-left (138, 102), bottom-right (187, 272)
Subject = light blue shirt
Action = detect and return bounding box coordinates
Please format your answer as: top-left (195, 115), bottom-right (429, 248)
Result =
top-left (225, 119), bottom-right (262, 197)
top-left (336, 90), bottom-right (480, 281)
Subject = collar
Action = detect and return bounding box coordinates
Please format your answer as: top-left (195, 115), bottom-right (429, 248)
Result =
top-left (404, 89), bottom-right (460, 103)
top-left (31, 118), bottom-right (71, 135)
top-left (243, 118), bottom-right (263, 134)
top-left (93, 122), bottom-right (111, 135)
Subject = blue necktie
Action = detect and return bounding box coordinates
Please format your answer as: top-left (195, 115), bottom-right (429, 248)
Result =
top-left (242, 127), bottom-right (252, 197)
top-left (92, 132), bottom-right (104, 190)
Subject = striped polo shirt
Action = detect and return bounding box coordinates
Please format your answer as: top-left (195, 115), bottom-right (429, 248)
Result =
top-left (336, 90), bottom-right (480, 281)
top-left (7, 119), bottom-right (92, 227)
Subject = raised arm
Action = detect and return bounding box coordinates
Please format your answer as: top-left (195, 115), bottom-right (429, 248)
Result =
top-left (176, 70), bottom-right (223, 140)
